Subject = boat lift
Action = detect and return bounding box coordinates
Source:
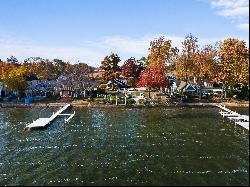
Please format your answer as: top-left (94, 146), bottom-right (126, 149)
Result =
top-left (58, 111), bottom-right (76, 123)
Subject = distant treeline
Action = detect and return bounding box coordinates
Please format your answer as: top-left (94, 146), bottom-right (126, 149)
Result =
top-left (0, 33), bottom-right (249, 100)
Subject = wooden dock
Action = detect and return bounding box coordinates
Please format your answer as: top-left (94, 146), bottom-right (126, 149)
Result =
top-left (24, 104), bottom-right (73, 130)
top-left (217, 104), bottom-right (249, 130)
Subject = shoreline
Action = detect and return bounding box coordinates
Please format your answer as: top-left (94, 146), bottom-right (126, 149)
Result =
top-left (0, 101), bottom-right (249, 109)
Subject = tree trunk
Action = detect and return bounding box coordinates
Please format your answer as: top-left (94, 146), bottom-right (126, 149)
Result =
top-left (148, 87), bottom-right (151, 98)
top-left (199, 79), bottom-right (204, 100)
top-left (221, 83), bottom-right (226, 100)
top-left (16, 91), bottom-right (21, 101)
top-left (199, 85), bottom-right (202, 100)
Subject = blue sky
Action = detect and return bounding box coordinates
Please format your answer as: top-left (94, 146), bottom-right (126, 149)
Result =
top-left (0, 0), bottom-right (249, 67)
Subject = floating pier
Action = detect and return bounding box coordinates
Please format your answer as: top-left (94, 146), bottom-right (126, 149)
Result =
top-left (217, 104), bottom-right (249, 130)
top-left (24, 104), bottom-right (74, 130)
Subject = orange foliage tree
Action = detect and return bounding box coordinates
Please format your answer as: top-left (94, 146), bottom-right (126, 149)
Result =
top-left (194, 45), bottom-right (219, 99)
top-left (176, 33), bottom-right (199, 82)
top-left (149, 36), bottom-right (179, 66)
top-left (218, 38), bottom-right (249, 98)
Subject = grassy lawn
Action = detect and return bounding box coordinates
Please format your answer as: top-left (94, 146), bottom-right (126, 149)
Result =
top-left (72, 99), bottom-right (89, 104)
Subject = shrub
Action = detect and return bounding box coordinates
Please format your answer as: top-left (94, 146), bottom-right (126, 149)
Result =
top-left (138, 99), bottom-right (146, 105)
top-left (126, 98), bottom-right (136, 105)
top-left (94, 98), bottom-right (109, 104)
top-left (236, 86), bottom-right (249, 101)
top-left (87, 98), bottom-right (94, 102)
top-left (98, 84), bottom-right (107, 89)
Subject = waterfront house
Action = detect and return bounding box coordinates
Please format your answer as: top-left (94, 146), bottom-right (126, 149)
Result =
top-left (54, 76), bottom-right (100, 98)
top-left (166, 76), bottom-right (178, 95)
top-left (25, 75), bottom-right (56, 97)
top-left (202, 82), bottom-right (223, 98)
top-left (106, 78), bottom-right (129, 90)
top-left (177, 81), bottom-right (198, 97)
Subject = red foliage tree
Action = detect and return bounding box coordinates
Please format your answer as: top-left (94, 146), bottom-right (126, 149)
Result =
top-left (137, 63), bottom-right (167, 97)
top-left (121, 57), bottom-right (137, 78)
top-left (120, 57), bottom-right (144, 87)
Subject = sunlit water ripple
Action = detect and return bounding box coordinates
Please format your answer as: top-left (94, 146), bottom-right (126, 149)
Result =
top-left (0, 107), bottom-right (249, 185)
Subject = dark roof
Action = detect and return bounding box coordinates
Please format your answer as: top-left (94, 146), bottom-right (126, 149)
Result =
top-left (184, 85), bottom-right (196, 92)
top-left (111, 79), bottom-right (129, 88)
top-left (25, 75), bottom-right (39, 81)
top-left (213, 82), bottom-right (223, 88)
top-left (166, 76), bottom-right (175, 81)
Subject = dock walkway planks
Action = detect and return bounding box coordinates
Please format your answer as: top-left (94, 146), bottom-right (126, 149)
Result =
top-left (25, 104), bottom-right (71, 130)
top-left (217, 104), bottom-right (249, 130)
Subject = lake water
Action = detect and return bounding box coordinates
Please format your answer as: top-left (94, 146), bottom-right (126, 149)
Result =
top-left (0, 107), bottom-right (249, 185)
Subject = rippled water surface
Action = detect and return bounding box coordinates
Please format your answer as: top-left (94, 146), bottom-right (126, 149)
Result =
top-left (0, 107), bottom-right (249, 185)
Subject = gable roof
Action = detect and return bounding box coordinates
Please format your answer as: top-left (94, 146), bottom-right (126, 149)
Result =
top-left (166, 76), bottom-right (175, 81)
top-left (108, 79), bottom-right (129, 88)
top-left (184, 84), bottom-right (196, 92)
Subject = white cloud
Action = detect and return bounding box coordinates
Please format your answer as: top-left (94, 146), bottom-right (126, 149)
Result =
top-left (211, 0), bottom-right (249, 9)
top-left (210, 0), bottom-right (249, 31)
top-left (101, 35), bottom-right (184, 55)
top-left (0, 33), bottom-right (248, 67)
top-left (217, 6), bottom-right (249, 17)
top-left (0, 35), bottom-right (103, 67)
top-left (237, 23), bottom-right (249, 31)
top-left (102, 36), bottom-right (152, 55)
top-left (100, 35), bottom-right (222, 54)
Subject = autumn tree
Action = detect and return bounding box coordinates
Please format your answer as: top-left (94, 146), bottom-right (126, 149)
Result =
top-left (0, 61), bottom-right (15, 80)
top-left (23, 58), bottom-right (54, 80)
top-left (217, 38), bottom-right (249, 98)
top-left (23, 57), bottom-right (42, 77)
top-left (2, 66), bottom-right (28, 99)
top-left (64, 62), bottom-right (95, 82)
top-left (137, 63), bottom-right (167, 98)
top-left (99, 53), bottom-right (120, 82)
top-left (120, 57), bottom-right (144, 86)
top-left (176, 33), bottom-right (199, 82)
top-left (195, 45), bottom-right (218, 99)
top-left (149, 36), bottom-right (179, 66)
top-left (121, 57), bottom-right (137, 78)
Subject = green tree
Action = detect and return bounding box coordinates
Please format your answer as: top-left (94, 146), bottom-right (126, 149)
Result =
top-left (99, 53), bottom-right (120, 82)
top-left (53, 59), bottom-right (67, 78)
top-left (139, 56), bottom-right (150, 67)
top-left (7, 56), bottom-right (19, 65)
